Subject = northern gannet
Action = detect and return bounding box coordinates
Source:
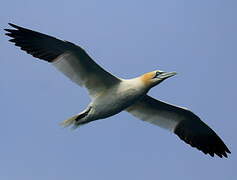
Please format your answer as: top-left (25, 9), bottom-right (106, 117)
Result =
top-left (5, 23), bottom-right (231, 158)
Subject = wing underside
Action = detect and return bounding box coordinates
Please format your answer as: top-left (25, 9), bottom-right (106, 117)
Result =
top-left (127, 95), bottom-right (231, 158)
top-left (5, 23), bottom-right (120, 97)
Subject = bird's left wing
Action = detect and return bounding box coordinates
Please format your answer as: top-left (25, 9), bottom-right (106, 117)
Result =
top-left (126, 95), bottom-right (230, 158)
top-left (5, 23), bottom-right (120, 98)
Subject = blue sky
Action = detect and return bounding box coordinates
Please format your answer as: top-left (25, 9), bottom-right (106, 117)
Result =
top-left (1, 0), bottom-right (236, 179)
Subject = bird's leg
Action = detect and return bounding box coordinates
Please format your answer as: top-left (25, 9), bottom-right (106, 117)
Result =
top-left (75, 107), bottom-right (91, 123)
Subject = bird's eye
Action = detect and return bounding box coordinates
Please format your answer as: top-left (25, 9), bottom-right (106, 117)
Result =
top-left (154, 71), bottom-right (162, 78)
top-left (156, 71), bottom-right (161, 76)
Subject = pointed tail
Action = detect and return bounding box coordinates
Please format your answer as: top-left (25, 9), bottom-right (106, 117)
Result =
top-left (60, 107), bottom-right (91, 129)
top-left (60, 114), bottom-right (79, 128)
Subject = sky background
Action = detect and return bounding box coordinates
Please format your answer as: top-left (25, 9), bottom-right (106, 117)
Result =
top-left (1, 0), bottom-right (236, 179)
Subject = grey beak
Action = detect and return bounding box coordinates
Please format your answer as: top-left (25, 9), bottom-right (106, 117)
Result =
top-left (159, 72), bottom-right (177, 79)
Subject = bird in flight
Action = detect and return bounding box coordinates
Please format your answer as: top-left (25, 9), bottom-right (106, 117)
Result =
top-left (5, 23), bottom-right (230, 158)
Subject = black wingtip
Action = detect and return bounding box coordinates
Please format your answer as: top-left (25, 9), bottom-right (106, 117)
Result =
top-left (4, 28), bottom-right (12, 32)
top-left (226, 147), bottom-right (231, 154)
top-left (5, 32), bottom-right (11, 36)
top-left (222, 151), bottom-right (227, 158)
top-left (4, 22), bottom-right (77, 62)
top-left (174, 119), bottom-right (231, 158)
top-left (8, 23), bottom-right (20, 29)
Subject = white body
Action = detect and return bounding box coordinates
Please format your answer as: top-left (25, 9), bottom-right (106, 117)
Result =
top-left (5, 23), bottom-right (230, 157)
top-left (88, 78), bottom-right (147, 121)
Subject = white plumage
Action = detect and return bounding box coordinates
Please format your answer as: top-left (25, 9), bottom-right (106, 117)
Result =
top-left (5, 23), bottom-right (230, 158)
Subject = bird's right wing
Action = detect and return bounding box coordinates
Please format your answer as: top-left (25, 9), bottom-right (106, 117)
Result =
top-left (126, 95), bottom-right (230, 158)
top-left (5, 23), bottom-right (120, 98)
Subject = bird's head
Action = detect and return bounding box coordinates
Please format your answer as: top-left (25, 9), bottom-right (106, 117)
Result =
top-left (140, 70), bottom-right (177, 88)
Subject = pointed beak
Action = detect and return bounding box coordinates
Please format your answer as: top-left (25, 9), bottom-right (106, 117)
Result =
top-left (159, 72), bottom-right (177, 79)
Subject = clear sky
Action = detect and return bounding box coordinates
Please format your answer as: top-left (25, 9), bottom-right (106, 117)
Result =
top-left (1, 0), bottom-right (236, 179)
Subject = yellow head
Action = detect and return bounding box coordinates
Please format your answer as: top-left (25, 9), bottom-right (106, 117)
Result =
top-left (140, 70), bottom-right (177, 88)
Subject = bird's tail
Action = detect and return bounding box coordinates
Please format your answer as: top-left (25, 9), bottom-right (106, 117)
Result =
top-left (60, 108), bottom-right (91, 129)
top-left (60, 114), bottom-right (78, 127)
